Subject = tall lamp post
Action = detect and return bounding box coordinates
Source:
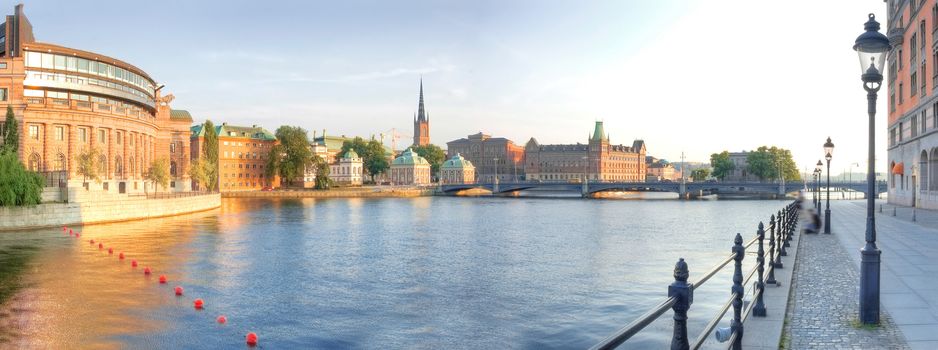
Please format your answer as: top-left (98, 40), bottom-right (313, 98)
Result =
top-left (824, 138), bottom-right (835, 234)
top-left (854, 13), bottom-right (889, 325)
top-left (816, 160), bottom-right (823, 209)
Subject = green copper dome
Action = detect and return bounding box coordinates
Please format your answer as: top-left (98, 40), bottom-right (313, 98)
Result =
top-left (343, 149), bottom-right (360, 159)
top-left (392, 148), bottom-right (430, 166)
top-left (441, 153), bottom-right (475, 169)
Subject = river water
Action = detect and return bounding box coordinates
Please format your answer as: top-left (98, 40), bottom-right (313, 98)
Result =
top-left (0, 196), bottom-right (789, 349)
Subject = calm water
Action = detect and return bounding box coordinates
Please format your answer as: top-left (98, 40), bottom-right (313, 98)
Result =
top-left (0, 196), bottom-right (788, 349)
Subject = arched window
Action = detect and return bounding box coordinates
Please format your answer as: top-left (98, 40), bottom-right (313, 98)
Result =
top-left (28, 153), bottom-right (41, 171)
top-left (98, 155), bottom-right (108, 179)
top-left (170, 142), bottom-right (176, 154)
top-left (931, 149), bottom-right (938, 191)
top-left (170, 161), bottom-right (177, 176)
top-left (54, 153), bottom-right (66, 171)
top-left (115, 156), bottom-right (123, 178)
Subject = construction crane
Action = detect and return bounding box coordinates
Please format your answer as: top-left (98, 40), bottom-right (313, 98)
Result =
top-left (380, 128), bottom-right (411, 152)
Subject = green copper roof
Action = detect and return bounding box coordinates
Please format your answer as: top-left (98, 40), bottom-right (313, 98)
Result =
top-left (392, 148), bottom-right (430, 166)
top-left (441, 153), bottom-right (474, 169)
top-left (191, 123), bottom-right (275, 141)
top-left (170, 109), bottom-right (193, 121)
top-left (591, 121), bottom-right (607, 142)
top-left (343, 149), bottom-right (360, 159)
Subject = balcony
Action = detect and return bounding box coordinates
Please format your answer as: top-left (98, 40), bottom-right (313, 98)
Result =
top-left (25, 97), bottom-right (155, 121)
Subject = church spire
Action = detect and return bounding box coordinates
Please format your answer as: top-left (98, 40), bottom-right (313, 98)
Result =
top-left (417, 77), bottom-right (426, 122)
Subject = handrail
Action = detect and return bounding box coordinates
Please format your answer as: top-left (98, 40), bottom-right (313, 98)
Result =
top-left (589, 200), bottom-right (801, 349)
top-left (588, 297), bottom-right (677, 350)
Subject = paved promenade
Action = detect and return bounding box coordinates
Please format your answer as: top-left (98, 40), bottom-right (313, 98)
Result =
top-left (783, 199), bottom-right (938, 350)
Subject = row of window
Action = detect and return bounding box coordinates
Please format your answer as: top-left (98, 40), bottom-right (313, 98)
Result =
top-left (23, 88), bottom-right (150, 116)
top-left (223, 173), bottom-right (268, 179)
top-left (25, 70), bottom-right (153, 104)
top-left (26, 123), bottom-right (151, 148)
top-left (222, 151), bottom-right (266, 160)
top-left (890, 101), bottom-right (938, 146)
top-left (222, 141), bottom-right (271, 148)
top-left (223, 163), bottom-right (265, 170)
top-left (223, 182), bottom-right (270, 188)
top-left (24, 51), bottom-right (155, 96)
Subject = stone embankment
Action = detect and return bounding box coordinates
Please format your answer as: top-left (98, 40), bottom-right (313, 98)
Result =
top-left (223, 186), bottom-right (435, 198)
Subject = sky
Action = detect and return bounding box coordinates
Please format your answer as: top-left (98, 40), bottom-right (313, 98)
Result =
top-left (14, 0), bottom-right (890, 175)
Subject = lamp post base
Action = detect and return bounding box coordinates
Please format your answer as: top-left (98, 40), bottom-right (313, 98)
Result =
top-left (859, 245), bottom-right (881, 325)
top-left (824, 209), bottom-right (831, 234)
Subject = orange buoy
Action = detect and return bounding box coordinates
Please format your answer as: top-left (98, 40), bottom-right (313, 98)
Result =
top-left (98, 243), bottom-right (103, 249)
top-left (216, 315), bottom-right (227, 324)
top-left (194, 298), bottom-right (204, 309)
top-left (246, 332), bottom-right (258, 346)
top-left (108, 248), bottom-right (113, 254)
top-left (131, 260), bottom-right (138, 267)
top-left (158, 275), bottom-right (167, 284)
top-left (118, 252), bottom-right (124, 260)
top-left (174, 286), bottom-right (183, 296)
top-left (75, 232), bottom-right (80, 238)
top-left (143, 267), bottom-right (151, 275)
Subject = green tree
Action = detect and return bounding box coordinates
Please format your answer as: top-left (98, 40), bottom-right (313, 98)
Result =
top-left (746, 146), bottom-right (802, 182)
top-left (202, 120), bottom-right (219, 191)
top-left (691, 168), bottom-right (711, 182)
top-left (188, 157), bottom-right (212, 191)
top-left (266, 126), bottom-right (313, 187)
top-left (0, 152), bottom-right (42, 207)
top-left (412, 144), bottom-right (446, 176)
top-left (1, 106), bottom-right (17, 155)
top-left (76, 146), bottom-right (101, 183)
top-left (147, 158), bottom-right (170, 192)
top-left (710, 151), bottom-right (735, 181)
top-left (339, 137), bottom-right (389, 182)
top-left (312, 155), bottom-right (332, 189)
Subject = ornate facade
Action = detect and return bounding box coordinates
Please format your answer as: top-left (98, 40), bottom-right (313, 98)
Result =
top-left (440, 153), bottom-right (475, 184)
top-left (446, 132), bottom-right (525, 183)
top-left (524, 121), bottom-right (646, 182)
top-left (330, 149), bottom-right (363, 186)
top-left (390, 148), bottom-right (431, 185)
top-left (0, 4), bottom-right (191, 193)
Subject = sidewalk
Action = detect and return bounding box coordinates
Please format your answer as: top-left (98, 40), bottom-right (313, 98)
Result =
top-left (781, 202), bottom-right (908, 349)
top-left (820, 200), bottom-right (938, 350)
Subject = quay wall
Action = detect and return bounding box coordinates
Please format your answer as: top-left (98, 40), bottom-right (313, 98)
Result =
top-left (223, 187), bottom-right (435, 199)
top-left (0, 188), bottom-right (220, 231)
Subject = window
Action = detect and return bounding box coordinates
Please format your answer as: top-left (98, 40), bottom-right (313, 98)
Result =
top-left (116, 132), bottom-right (122, 145)
top-left (923, 110), bottom-right (928, 135)
top-left (24, 89), bottom-right (43, 97)
top-left (29, 125), bottom-right (39, 139)
top-left (900, 49), bottom-right (904, 70)
top-left (911, 33), bottom-right (918, 62)
top-left (55, 126), bottom-right (64, 141)
top-left (923, 62), bottom-right (928, 96)
top-left (912, 73), bottom-right (918, 97)
top-left (0, 88), bottom-right (7, 101)
top-left (900, 83), bottom-right (905, 104)
top-left (78, 128), bottom-right (88, 142)
top-left (170, 142), bottom-right (176, 153)
top-left (913, 115), bottom-right (919, 137)
top-left (98, 129), bottom-right (106, 144)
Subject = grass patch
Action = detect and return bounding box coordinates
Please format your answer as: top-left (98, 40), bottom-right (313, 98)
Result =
top-left (849, 318), bottom-right (881, 330)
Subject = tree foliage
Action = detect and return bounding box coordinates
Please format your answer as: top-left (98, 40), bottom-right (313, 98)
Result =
top-left (412, 144), bottom-right (446, 176)
top-left (76, 146), bottom-right (101, 183)
top-left (0, 152), bottom-right (42, 207)
top-left (691, 168), bottom-right (711, 182)
top-left (147, 158), bottom-right (170, 192)
top-left (746, 146), bottom-right (801, 181)
top-left (1, 106), bottom-right (17, 155)
top-left (339, 137), bottom-right (389, 181)
top-left (202, 120), bottom-right (219, 191)
top-left (188, 157), bottom-right (212, 191)
top-left (312, 155), bottom-right (332, 190)
top-left (710, 151), bottom-right (735, 181)
top-left (266, 126), bottom-right (313, 187)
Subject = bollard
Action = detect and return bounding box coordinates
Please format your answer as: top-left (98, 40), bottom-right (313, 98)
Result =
top-left (753, 222), bottom-right (767, 317)
top-left (766, 215), bottom-right (778, 285)
top-left (880, 204), bottom-right (883, 213)
top-left (913, 208), bottom-right (916, 222)
top-left (731, 233), bottom-right (744, 350)
top-left (668, 258), bottom-right (693, 350)
top-left (893, 206), bottom-right (897, 217)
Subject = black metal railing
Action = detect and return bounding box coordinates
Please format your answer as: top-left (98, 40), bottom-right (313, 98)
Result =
top-left (590, 200), bottom-right (800, 350)
top-left (36, 170), bottom-right (68, 188)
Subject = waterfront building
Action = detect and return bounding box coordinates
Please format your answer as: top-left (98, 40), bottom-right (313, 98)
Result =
top-left (440, 153), bottom-right (475, 184)
top-left (885, 0), bottom-right (938, 209)
top-left (524, 121), bottom-right (646, 182)
top-left (0, 5), bottom-right (192, 192)
top-left (191, 123), bottom-right (278, 192)
top-left (647, 162), bottom-right (680, 182)
top-left (297, 142), bottom-right (329, 188)
top-left (390, 148), bottom-right (431, 185)
top-left (446, 132), bottom-right (525, 183)
top-left (413, 79), bottom-right (430, 147)
top-left (724, 151), bottom-right (759, 182)
top-left (330, 149), bottom-right (363, 186)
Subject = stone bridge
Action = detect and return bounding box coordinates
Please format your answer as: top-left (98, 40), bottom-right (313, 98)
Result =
top-left (439, 181), bottom-right (888, 197)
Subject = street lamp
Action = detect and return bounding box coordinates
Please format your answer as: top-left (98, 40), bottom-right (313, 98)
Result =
top-left (824, 137), bottom-right (835, 234)
top-left (854, 13), bottom-right (889, 325)
top-left (814, 159), bottom-right (824, 209)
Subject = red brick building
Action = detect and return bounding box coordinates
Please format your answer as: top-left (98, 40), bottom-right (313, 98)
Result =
top-left (524, 121), bottom-right (646, 182)
top-left (191, 123), bottom-right (278, 192)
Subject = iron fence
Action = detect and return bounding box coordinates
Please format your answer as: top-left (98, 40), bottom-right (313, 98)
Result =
top-left (590, 200), bottom-right (800, 350)
top-left (36, 170), bottom-right (68, 188)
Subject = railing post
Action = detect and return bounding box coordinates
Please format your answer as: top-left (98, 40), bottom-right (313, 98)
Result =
top-left (753, 222), bottom-right (767, 317)
top-left (731, 233), bottom-right (744, 350)
top-left (783, 208), bottom-right (791, 247)
top-left (668, 258), bottom-right (692, 350)
top-left (776, 210), bottom-right (787, 263)
top-left (766, 215), bottom-right (777, 285)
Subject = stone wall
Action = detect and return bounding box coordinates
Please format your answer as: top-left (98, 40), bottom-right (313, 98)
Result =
top-left (224, 187), bottom-right (434, 199)
top-left (0, 190), bottom-right (220, 231)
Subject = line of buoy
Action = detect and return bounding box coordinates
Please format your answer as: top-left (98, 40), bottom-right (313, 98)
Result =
top-left (69, 229), bottom-right (258, 347)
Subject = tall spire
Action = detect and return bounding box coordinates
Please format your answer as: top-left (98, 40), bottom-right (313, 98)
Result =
top-left (417, 77), bottom-right (426, 122)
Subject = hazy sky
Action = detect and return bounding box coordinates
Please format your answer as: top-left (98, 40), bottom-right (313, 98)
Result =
top-left (18, 0), bottom-right (889, 175)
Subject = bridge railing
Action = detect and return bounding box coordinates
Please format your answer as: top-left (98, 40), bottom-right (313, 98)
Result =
top-left (589, 200), bottom-right (800, 350)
